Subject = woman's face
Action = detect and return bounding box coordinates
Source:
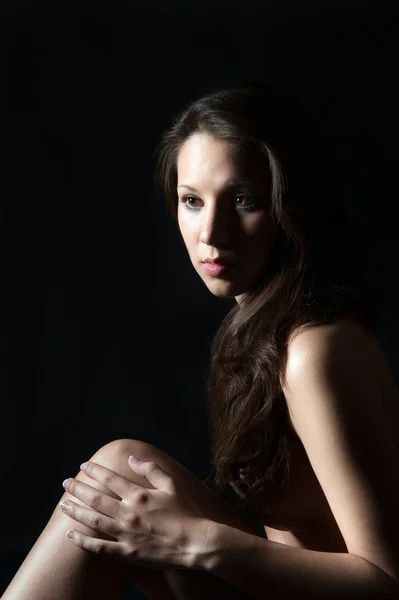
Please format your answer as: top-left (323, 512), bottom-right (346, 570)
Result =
top-left (176, 133), bottom-right (277, 303)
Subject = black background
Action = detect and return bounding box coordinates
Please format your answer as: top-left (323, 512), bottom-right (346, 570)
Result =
top-left (1, 1), bottom-right (399, 598)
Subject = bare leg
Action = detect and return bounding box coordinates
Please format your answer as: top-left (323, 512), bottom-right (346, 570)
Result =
top-left (1, 440), bottom-right (172, 600)
top-left (3, 438), bottom-right (263, 600)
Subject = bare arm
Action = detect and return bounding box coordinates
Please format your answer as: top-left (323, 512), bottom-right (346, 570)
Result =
top-left (1, 441), bottom-right (263, 600)
top-left (164, 325), bottom-right (399, 600)
top-left (199, 521), bottom-right (398, 599)
top-left (181, 324), bottom-right (399, 599)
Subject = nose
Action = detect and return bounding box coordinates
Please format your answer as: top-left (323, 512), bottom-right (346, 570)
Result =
top-left (199, 203), bottom-right (236, 247)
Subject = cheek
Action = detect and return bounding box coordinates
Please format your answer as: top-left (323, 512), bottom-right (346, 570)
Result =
top-left (245, 215), bottom-right (274, 243)
top-left (179, 211), bottom-right (196, 235)
top-left (178, 219), bottom-right (197, 253)
top-left (245, 222), bottom-right (277, 264)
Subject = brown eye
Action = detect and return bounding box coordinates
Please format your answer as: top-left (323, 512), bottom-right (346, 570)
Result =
top-left (180, 194), bottom-right (259, 212)
top-left (236, 196), bottom-right (248, 208)
top-left (179, 196), bottom-right (199, 210)
top-left (235, 194), bottom-right (259, 211)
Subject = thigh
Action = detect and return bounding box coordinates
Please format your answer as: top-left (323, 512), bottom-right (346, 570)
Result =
top-left (90, 438), bottom-right (263, 600)
top-left (93, 438), bottom-right (261, 536)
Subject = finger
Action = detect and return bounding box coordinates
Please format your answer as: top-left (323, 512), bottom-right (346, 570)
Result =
top-left (59, 499), bottom-right (121, 537)
top-left (80, 461), bottom-right (138, 498)
top-left (129, 458), bottom-right (175, 493)
top-left (65, 528), bottom-right (130, 559)
top-left (64, 477), bottom-right (122, 518)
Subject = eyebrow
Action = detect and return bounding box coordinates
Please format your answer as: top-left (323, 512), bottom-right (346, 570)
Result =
top-left (177, 177), bottom-right (253, 194)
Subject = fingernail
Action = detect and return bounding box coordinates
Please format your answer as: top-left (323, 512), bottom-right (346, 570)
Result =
top-left (62, 478), bottom-right (71, 490)
top-left (60, 500), bottom-right (69, 512)
top-left (66, 529), bottom-right (75, 539)
top-left (80, 462), bottom-right (88, 471)
top-left (129, 455), bottom-right (141, 462)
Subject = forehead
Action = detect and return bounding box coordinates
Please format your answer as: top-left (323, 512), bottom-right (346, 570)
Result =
top-left (177, 134), bottom-right (232, 167)
top-left (177, 133), bottom-right (269, 186)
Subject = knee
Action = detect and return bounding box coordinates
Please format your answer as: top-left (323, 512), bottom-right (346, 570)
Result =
top-left (93, 438), bottom-right (153, 463)
top-left (88, 438), bottom-right (161, 487)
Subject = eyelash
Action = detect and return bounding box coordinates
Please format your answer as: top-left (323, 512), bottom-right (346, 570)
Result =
top-left (180, 195), bottom-right (259, 212)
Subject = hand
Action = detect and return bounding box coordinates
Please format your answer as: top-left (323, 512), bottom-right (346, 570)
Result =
top-left (59, 456), bottom-right (212, 571)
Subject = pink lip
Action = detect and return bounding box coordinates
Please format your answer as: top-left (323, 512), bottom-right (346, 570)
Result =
top-left (202, 262), bottom-right (232, 277)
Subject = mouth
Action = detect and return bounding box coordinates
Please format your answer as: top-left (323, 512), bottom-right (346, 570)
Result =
top-left (202, 262), bottom-right (234, 277)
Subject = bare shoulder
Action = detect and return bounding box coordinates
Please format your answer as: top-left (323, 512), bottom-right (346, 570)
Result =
top-left (285, 317), bottom-right (384, 378)
top-left (288, 316), bottom-right (377, 348)
top-left (283, 315), bottom-right (399, 450)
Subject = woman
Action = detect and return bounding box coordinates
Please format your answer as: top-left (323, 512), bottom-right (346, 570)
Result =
top-left (3, 82), bottom-right (399, 600)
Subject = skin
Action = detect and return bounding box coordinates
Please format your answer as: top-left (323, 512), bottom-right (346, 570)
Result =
top-left (176, 133), bottom-right (278, 304)
top-left (2, 132), bottom-right (279, 600)
top-left (5, 132), bottom-right (398, 599)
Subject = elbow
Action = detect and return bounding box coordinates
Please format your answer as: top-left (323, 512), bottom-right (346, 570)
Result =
top-left (355, 555), bottom-right (399, 597)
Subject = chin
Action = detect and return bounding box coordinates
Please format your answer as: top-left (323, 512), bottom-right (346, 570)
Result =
top-left (209, 289), bottom-right (237, 299)
top-left (203, 280), bottom-right (248, 299)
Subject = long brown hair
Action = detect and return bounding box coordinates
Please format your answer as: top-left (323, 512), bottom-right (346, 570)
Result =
top-left (153, 82), bottom-right (379, 519)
